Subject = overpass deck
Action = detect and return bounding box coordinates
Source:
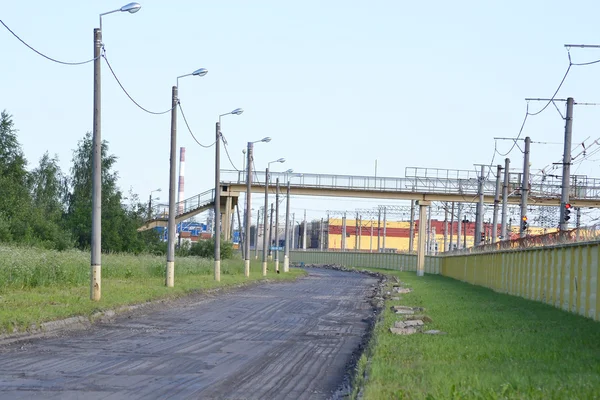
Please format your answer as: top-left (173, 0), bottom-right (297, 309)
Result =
top-left (221, 170), bottom-right (600, 207)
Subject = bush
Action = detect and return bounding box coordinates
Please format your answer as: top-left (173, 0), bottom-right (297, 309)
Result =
top-left (190, 238), bottom-right (234, 259)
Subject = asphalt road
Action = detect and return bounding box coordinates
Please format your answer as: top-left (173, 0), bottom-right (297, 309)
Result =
top-left (0, 268), bottom-right (378, 400)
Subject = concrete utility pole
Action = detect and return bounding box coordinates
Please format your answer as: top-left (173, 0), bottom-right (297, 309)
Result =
top-left (456, 203), bottom-right (462, 249)
top-left (443, 203), bottom-right (448, 252)
top-left (165, 85), bottom-right (179, 288)
top-left (262, 168), bottom-right (269, 275)
top-left (501, 158), bottom-right (510, 240)
top-left (416, 200), bottom-right (431, 276)
top-left (520, 136), bottom-right (531, 238)
top-left (90, 28), bottom-right (103, 301)
top-left (449, 202), bottom-right (455, 251)
top-left (275, 179), bottom-right (280, 272)
top-left (475, 165), bottom-right (485, 245)
top-left (355, 212), bottom-right (359, 250)
top-left (463, 217), bottom-right (468, 248)
top-left (341, 212), bottom-right (347, 250)
top-left (302, 209), bottom-right (307, 250)
top-left (560, 97), bottom-right (574, 233)
top-left (255, 208), bottom-right (260, 260)
top-left (268, 203), bottom-right (274, 259)
top-left (320, 218), bottom-right (324, 251)
top-left (244, 143), bottom-right (253, 276)
top-left (214, 121), bottom-right (222, 282)
top-left (492, 164), bottom-right (502, 243)
top-left (382, 207), bottom-right (387, 250)
top-left (291, 213), bottom-right (295, 250)
top-left (358, 216), bottom-right (362, 250)
top-left (408, 200), bottom-right (415, 253)
top-left (284, 181), bottom-right (290, 272)
top-left (377, 209), bottom-right (381, 251)
top-left (370, 220), bottom-right (374, 252)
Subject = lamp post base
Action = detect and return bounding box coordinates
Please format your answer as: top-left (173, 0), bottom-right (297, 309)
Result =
top-left (214, 260), bottom-right (221, 282)
top-left (244, 259), bottom-right (250, 277)
top-left (166, 261), bottom-right (174, 287)
top-left (283, 256), bottom-right (289, 273)
top-left (91, 265), bottom-right (101, 301)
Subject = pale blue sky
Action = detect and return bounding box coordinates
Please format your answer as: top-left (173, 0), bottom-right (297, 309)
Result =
top-left (2, 1), bottom-right (600, 224)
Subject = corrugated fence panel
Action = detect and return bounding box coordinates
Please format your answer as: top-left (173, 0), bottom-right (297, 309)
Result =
top-left (290, 242), bottom-right (600, 321)
top-left (443, 241), bottom-right (600, 321)
top-left (289, 251), bottom-right (442, 274)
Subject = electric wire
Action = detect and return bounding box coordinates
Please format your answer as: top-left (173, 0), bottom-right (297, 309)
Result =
top-left (527, 63), bottom-right (571, 116)
top-left (103, 54), bottom-right (175, 115)
top-left (221, 138), bottom-right (240, 171)
top-left (178, 103), bottom-right (217, 148)
top-left (0, 19), bottom-right (98, 65)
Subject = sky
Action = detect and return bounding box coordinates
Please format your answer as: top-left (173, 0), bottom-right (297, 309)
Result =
top-left (2, 0), bottom-right (600, 227)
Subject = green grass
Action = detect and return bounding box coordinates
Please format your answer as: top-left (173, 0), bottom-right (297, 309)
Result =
top-left (355, 269), bottom-right (600, 400)
top-left (0, 244), bottom-right (305, 334)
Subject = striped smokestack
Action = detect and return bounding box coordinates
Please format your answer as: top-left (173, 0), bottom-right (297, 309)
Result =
top-left (177, 147), bottom-right (185, 214)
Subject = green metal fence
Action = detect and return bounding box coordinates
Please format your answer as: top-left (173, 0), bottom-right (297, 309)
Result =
top-left (289, 251), bottom-right (441, 274)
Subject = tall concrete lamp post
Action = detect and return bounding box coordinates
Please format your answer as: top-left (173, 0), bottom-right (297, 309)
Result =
top-left (165, 68), bottom-right (208, 288)
top-left (244, 137), bottom-right (271, 277)
top-left (214, 108), bottom-right (244, 282)
top-left (262, 158), bottom-right (285, 276)
top-left (91, 2), bottom-right (141, 301)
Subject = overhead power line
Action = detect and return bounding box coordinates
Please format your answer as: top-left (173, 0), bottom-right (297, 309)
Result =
top-left (178, 103), bottom-right (217, 148)
top-left (0, 19), bottom-right (98, 66)
top-left (103, 54), bottom-right (175, 115)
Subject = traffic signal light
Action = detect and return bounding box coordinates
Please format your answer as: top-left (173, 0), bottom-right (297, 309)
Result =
top-left (521, 216), bottom-right (528, 231)
top-left (564, 203), bottom-right (572, 222)
top-left (480, 232), bottom-right (485, 243)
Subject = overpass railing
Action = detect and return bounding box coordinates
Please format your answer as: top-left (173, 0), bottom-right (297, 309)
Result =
top-left (221, 169), bottom-right (600, 200)
top-left (149, 189), bottom-right (215, 220)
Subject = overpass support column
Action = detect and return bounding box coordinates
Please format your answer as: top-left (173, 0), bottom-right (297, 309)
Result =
top-left (416, 200), bottom-right (431, 277)
top-left (223, 195), bottom-right (232, 241)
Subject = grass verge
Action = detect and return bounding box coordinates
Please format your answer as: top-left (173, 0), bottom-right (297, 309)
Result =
top-left (354, 269), bottom-right (600, 400)
top-left (0, 244), bottom-right (305, 334)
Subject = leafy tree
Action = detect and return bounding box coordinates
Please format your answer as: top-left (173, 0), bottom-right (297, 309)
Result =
top-left (66, 132), bottom-right (124, 250)
top-left (65, 132), bottom-right (162, 253)
top-left (0, 110), bottom-right (32, 242)
top-left (27, 152), bottom-right (73, 249)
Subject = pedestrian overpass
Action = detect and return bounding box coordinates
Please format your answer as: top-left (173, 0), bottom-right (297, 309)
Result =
top-left (139, 168), bottom-right (600, 238)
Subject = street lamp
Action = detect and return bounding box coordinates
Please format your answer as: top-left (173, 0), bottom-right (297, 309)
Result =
top-left (165, 68), bottom-right (208, 288)
top-left (91, 2), bottom-right (141, 301)
top-left (215, 108), bottom-right (244, 282)
top-left (262, 158), bottom-right (285, 276)
top-left (148, 188), bottom-right (161, 219)
top-left (243, 137), bottom-right (271, 277)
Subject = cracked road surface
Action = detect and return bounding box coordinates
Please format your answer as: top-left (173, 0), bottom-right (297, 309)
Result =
top-left (0, 268), bottom-right (378, 399)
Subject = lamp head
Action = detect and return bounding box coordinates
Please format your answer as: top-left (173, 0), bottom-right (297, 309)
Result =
top-left (277, 158), bottom-right (285, 163)
top-left (192, 68), bottom-right (208, 77)
top-left (120, 2), bottom-right (141, 13)
top-left (231, 108), bottom-right (244, 115)
top-left (261, 137), bottom-right (271, 143)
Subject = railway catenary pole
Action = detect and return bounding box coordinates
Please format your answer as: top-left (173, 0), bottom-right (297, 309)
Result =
top-left (501, 158), bottom-right (510, 240)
